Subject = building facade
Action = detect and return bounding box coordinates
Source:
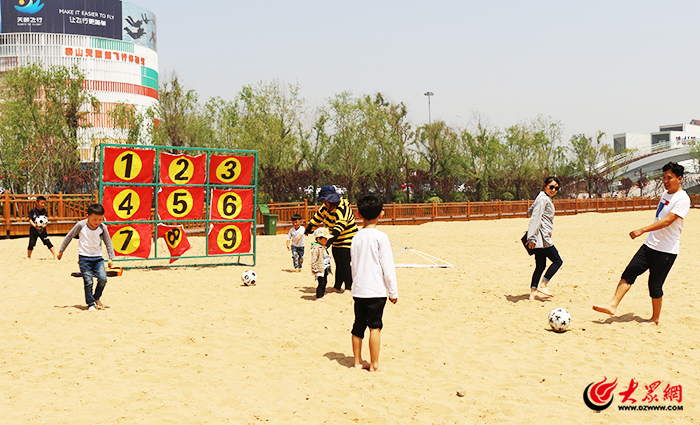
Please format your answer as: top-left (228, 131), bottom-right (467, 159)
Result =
top-left (0, 0), bottom-right (158, 160)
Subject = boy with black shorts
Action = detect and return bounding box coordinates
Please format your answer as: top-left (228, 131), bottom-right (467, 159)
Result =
top-left (350, 193), bottom-right (398, 371)
top-left (27, 195), bottom-right (56, 259)
top-left (593, 162), bottom-right (690, 326)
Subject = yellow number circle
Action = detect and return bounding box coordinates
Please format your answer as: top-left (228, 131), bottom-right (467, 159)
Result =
top-left (217, 192), bottom-right (242, 219)
top-left (166, 189), bottom-right (194, 218)
top-left (216, 225), bottom-right (242, 253)
top-left (168, 156), bottom-right (194, 184)
top-left (114, 151), bottom-right (143, 181)
top-left (112, 189), bottom-right (141, 219)
top-left (113, 226), bottom-right (141, 255)
top-left (216, 158), bottom-right (242, 183)
top-left (165, 228), bottom-right (183, 248)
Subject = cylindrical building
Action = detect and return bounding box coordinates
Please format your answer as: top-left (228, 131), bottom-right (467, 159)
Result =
top-left (0, 0), bottom-right (158, 161)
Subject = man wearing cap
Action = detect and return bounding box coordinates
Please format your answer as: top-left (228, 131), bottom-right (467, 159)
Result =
top-left (306, 185), bottom-right (358, 293)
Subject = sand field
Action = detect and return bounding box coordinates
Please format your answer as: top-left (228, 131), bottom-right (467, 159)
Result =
top-left (1, 210), bottom-right (698, 424)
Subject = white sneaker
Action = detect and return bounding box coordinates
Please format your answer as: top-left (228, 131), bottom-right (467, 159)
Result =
top-left (88, 305), bottom-right (97, 311)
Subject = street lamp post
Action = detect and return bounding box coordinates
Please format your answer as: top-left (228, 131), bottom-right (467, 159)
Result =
top-left (424, 91), bottom-right (434, 125)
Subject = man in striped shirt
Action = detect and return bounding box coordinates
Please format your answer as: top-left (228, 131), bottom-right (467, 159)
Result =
top-left (305, 186), bottom-right (358, 292)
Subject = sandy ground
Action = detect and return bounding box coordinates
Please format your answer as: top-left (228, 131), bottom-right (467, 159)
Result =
top-left (1, 210), bottom-right (698, 424)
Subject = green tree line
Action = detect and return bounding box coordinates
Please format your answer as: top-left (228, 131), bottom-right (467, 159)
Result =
top-left (0, 65), bottom-right (621, 201)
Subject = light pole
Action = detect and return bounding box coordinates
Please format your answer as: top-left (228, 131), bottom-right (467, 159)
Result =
top-left (424, 91), bottom-right (434, 125)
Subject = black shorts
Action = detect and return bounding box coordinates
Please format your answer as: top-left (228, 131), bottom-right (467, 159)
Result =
top-left (351, 297), bottom-right (387, 339)
top-left (621, 244), bottom-right (677, 299)
top-left (28, 226), bottom-right (53, 250)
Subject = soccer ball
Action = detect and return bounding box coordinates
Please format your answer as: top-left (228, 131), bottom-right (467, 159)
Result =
top-left (548, 307), bottom-right (571, 332)
top-left (35, 215), bottom-right (48, 228)
top-left (241, 270), bottom-right (257, 286)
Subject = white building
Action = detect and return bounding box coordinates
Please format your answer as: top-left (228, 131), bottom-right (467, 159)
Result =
top-left (614, 120), bottom-right (700, 154)
top-left (0, 0), bottom-right (159, 161)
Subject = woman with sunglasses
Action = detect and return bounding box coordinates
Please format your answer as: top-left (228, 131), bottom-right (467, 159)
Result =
top-left (525, 176), bottom-right (563, 300)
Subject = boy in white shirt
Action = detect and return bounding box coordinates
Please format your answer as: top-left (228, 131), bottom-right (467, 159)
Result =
top-left (593, 162), bottom-right (691, 326)
top-left (350, 193), bottom-right (398, 372)
top-left (286, 214), bottom-right (305, 272)
top-left (57, 204), bottom-right (116, 311)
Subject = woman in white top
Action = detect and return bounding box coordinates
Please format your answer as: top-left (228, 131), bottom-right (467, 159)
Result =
top-left (526, 176), bottom-right (563, 300)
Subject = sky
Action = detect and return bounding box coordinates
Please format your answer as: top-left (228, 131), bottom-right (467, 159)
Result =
top-left (135, 0), bottom-right (700, 145)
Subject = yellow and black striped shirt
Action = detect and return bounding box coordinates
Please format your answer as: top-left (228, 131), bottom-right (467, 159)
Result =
top-left (308, 198), bottom-right (358, 248)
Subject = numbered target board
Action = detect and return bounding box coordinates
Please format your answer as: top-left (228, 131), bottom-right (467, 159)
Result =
top-left (156, 224), bottom-right (192, 263)
top-left (107, 223), bottom-right (153, 259)
top-left (159, 153), bottom-right (206, 185)
top-left (99, 144), bottom-right (257, 267)
top-left (210, 189), bottom-right (254, 220)
top-left (207, 222), bottom-right (253, 255)
top-left (209, 154), bottom-right (254, 185)
top-left (102, 186), bottom-right (153, 222)
top-left (103, 147), bottom-right (156, 184)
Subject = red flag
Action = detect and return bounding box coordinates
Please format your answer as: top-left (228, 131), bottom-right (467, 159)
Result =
top-left (159, 153), bottom-right (206, 185)
top-left (207, 222), bottom-right (252, 255)
top-left (102, 186), bottom-right (153, 222)
top-left (209, 189), bottom-right (254, 220)
top-left (157, 187), bottom-right (205, 221)
top-left (102, 147), bottom-right (155, 184)
top-left (208, 155), bottom-right (254, 185)
top-left (156, 224), bottom-right (192, 263)
top-left (107, 223), bottom-right (152, 259)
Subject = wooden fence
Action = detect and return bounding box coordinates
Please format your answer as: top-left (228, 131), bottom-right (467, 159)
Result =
top-left (258, 195), bottom-right (700, 235)
top-left (3, 193), bottom-right (699, 238)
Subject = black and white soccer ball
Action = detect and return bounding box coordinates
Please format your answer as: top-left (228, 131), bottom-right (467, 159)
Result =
top-left (35, 215), bottom-right (48, 228)
top-left (548, 307), bottom-right (571, 332)
top-left (241, 270), bottom-right (257, 286)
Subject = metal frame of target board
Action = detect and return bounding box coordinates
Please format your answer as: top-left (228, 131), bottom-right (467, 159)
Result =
top-left (95, 143), bottom-right (258, 269)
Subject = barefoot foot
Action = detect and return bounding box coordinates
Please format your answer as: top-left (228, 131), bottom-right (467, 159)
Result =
top-left (95, 300), bottom-right (104, 310)
top-left (537, 286), bottom-right (554, 297)
top-left (640, 320), bottom-right (659, 327)
top-left (354, 361), bottom-right (370, 370)
top-left (592, 304), bottom-right (615, 315)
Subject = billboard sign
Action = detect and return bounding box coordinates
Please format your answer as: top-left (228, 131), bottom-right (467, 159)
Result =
top-left (1, 0), bottom-right (122, 39)
top-left (0, 0), bottom-right (157, 51)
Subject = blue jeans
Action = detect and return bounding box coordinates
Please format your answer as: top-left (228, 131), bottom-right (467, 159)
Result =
top-left (79, 256), bottom-right (107, 307)
top-left (291, 245), bottom-right (304, 269)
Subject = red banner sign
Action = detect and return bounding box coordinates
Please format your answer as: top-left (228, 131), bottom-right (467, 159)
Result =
top-left (159, 153), bottom-right (206, 185)
top-left (208, 155), bottom-right (254, 185)
top-left (107, 223), bottom-right (152, 259)
top-left (156, 224), bottom-right (192, 263)
top-left (157, 187), bottom-right (205, 221)
top-left (102, 186), bottom-right (153, 222)
top-left (207, 222), bottom-right (252, 255)
top-left (102, 147), bottom-right (155, 184)
top-left (209, 189), bottom-right (254, 220)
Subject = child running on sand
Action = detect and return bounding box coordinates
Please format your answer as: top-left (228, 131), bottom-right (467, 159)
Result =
top-left (57, 204), bottom-right (115, 311)
top-left (593, 162), bottom-right (690, 326)
top-left (286, 214), bottom-right (305, 272)
top-left (310, 227), bottom-right (332, 301)
top-left (350, 193), bottom-right (398, 372)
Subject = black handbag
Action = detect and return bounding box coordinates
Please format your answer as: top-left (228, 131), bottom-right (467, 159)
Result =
top-left (521, 233), bottom-right (535, 256)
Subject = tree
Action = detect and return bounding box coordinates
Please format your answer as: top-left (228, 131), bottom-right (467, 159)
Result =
top-left (455, 118), bottom-right (503, 201)
top-left (569, 131), bottom-right (614, 198)
top-left (0, 63), bottom-right (99, 193)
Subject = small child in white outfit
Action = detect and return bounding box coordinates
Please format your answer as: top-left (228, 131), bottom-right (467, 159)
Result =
top-left (310, 227), bottom-right (332, 300)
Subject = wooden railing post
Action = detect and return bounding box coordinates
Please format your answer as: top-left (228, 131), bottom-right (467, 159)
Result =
top-left (303, 199), bottom-right (308, 223)
top-left (392, 203), bottom-right (396, 225)
top-left (58, 192), bottom-right (65, 219)
top-left (498, 200), bottom-right (502, 219)
top-left (432, 201), bottom-right (437, 221)
top-left (467, 200), bottom-right (470, 221)
top-left (2, 190), bottom-right (9, 237)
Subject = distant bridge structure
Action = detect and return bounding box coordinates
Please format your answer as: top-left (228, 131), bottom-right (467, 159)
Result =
top-left (602, 141), bottom-right (696, 180)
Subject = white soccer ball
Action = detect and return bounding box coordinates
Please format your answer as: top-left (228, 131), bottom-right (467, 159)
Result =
top-left (35, 215), bottom-right (48, 228)
top-left (241, 270), bottom-right (257, 286)
top-left (548, 307), bottom-right (571, 332)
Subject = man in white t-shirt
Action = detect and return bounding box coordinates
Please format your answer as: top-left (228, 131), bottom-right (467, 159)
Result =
top-left (593, 162), bottom-right (691, 326)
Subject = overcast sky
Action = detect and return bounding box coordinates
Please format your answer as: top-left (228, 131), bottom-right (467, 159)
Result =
top-left (136, 0), bottom-right (699, 144)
